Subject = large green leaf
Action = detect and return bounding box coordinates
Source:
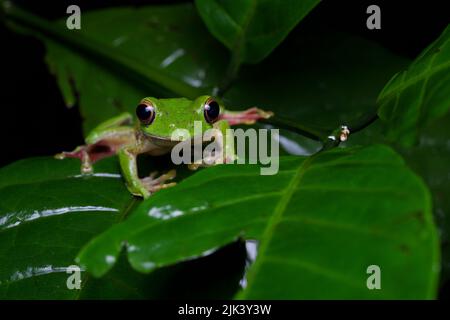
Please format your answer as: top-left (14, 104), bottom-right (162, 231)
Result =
top-left (377, 24), bottom-right (450, 146)
top-left (0, 157), bottom-right (129, 298)
top-left (0, 157), bottom-right (246, 299)
top-left (195, 0), bottom-right (320, 64)
top-left (78, 145), bottom-right (439, 299)
top-left (344, 113), bottom-right (450, 289)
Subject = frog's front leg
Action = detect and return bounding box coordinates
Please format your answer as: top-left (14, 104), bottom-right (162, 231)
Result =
top-left (55, 113), bottom-right (135, 174)
top-left (118, 138), bottom-right (176, 199)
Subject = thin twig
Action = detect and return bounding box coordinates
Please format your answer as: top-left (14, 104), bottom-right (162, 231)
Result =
top-left (319, 111), bottom-right (379, 152)
top-left (261, 115), bottom-right (329, 141)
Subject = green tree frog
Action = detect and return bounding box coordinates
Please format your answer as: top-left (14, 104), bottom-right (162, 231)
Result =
top-left (56, 96), bottom-right (273, 198)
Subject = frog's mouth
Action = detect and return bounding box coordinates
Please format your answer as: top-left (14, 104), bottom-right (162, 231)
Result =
top-left (145, 132), bottom-right (213, 147)
top-left (144, 134), bottom-right (181, 147)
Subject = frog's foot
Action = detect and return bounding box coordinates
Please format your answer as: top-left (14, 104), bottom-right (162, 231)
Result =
top-left (55, 146), bottom-right (93, 174)
top-left (141, 169), bottom-right (177, 193)
top-left (55, 140), bottom-right (122, 174)
top-left (220, 107), bottom-right (273, 126)
top-left (187, 162), bottom-right (202, 171)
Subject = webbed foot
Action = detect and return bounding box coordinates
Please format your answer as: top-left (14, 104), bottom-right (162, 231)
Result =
top-left (140, 169), bottom-right (177, 194)
top-left (55, 140), bottom-right (122, 174)
top-left (55, 146), bottom-right (93, 174)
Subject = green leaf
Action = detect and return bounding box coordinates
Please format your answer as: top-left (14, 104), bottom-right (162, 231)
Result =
top-left (398, 114), bottom-right (450, 283)
top-left (377, 24), bottom-right (450, 146)
top-left (0, 156), bottom-right (130, 298)
top-left (343, 111), bottom-right (450, 291)
top-left (0, 156), bottom-right (246, 299)
top-left (2, 3), bottom-right (228, 133)
top-left (195, 0), bottom-right (320, 63)
top-left (78, 145), bottom-right (439, 299)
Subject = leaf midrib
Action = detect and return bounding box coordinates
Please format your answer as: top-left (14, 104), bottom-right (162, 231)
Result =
top-left (123, 191), bottom-right (282, 243)
top-left (240, 154), bottom-right (315, 298)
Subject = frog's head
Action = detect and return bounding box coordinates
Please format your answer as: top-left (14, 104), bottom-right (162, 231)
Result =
top-left (135, 95), bottom-right (222, 142)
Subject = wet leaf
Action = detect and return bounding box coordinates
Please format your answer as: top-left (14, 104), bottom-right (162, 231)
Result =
top-left (0, 157), bottom-right (245, 299)
top-left (343, 113), bottom-right (450, 288)
top-left (0, 156), bottom-right (130, 298)
top-left (377, 24), bottom-right (450, 146)
top-left (78, 145), bottom-right (439, 299)
top-left (195, 0), bottom-right (320, 63)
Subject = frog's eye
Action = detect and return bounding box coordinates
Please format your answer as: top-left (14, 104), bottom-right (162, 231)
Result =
top-left (136, 102), bottom-right (156, 125)
top-left (204, 98), bottom-right (220, 124)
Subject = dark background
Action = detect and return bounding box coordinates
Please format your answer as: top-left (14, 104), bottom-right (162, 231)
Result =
top-left (1, 0), bottom-right (448, 167)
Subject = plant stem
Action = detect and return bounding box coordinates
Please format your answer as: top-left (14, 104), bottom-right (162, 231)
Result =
top-left (261, 115), bottom-right (329, 141)
top-left (319, 111), bottom-right (379, 152)
top-left (217, 0), bottom-right (258, 97)
top-left (347, 112), bottom-right (379, 134)
top-left (1, 1), bottom-right (203, 99)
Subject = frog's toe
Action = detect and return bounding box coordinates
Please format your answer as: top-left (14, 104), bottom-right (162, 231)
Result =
top-left (147, 182), bottom-right (177, 193)
top-left (187, 163), bottom-right (201, 171)
top-left (81, 163), bottom-right (93, 174)
top-left (54, 152), bottom-right (66, 160)
top-left (187, 153), bottom-right (225, 169)
top-left (141, 170), bottom-right (177, 193)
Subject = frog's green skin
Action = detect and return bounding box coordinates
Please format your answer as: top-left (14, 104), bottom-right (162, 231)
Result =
top-left (56, 95), bottom-right (272, 198)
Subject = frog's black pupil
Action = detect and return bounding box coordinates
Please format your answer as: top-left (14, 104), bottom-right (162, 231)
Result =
top-left (136, 103), bottom-right (155, 124)
top-left (204, 100), bottom-right (220, 123)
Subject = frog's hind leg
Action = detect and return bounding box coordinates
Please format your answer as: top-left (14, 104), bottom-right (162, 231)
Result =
top-left (219, 107), bottom-right (273, 126)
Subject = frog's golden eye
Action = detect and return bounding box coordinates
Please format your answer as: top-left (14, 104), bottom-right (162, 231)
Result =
top-left (204, 98), bottom-right (220, 124)
top-left (136, 102), bottom-right (155, 125)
